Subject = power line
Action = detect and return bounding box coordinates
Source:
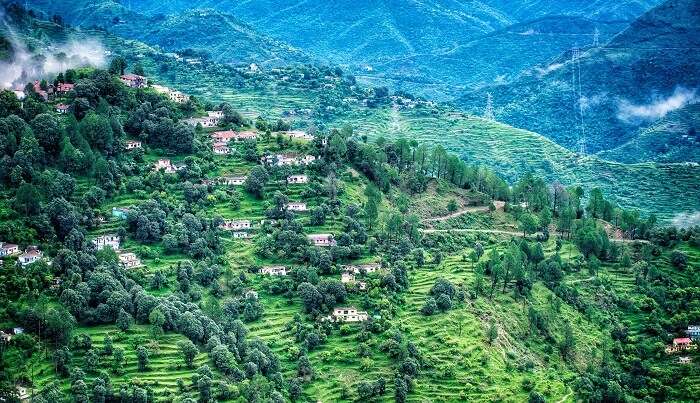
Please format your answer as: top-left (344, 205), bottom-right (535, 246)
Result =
top-left (484, 92), bottom-right (494, 121)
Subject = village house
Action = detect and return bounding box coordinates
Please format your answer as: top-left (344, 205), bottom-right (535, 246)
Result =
top-left (92, 234), bottom-right (120, 251)
top-left (341, 272), bottom-right (355, 283)
top-left (120, 74), bottom-right (148, 88)
top-left (344, 263), bottom-right (382, 275)
top-left (332, 307), bottom-right (369, 322)
top-left (232, 232), bottom-right (251, 239)
top-left (264, 154), bottom-right (316, 166)
top-left (308, 234), bottom-right (336, 247)
top-left (286, 202), bottom-right (307, 212)
top-left (211, 130), bottom-right (257, 142)
top-left (0, 242), bottom-right (20, 257)
top-left (18, 248), bottom-right (43, 266)
top-left (245, 289), bottom-right (259, 299)
top-left (212, 142), bottom-right (230, 155)
top-left (287, 175), bottom-right (309, 184)
top-left (186, 115), bottom-right (221, 128)
top-left (56, 82), bottom-right (74, 94)
top-left (208, 110), bottom-right (224, 119)
top-left (219, 220), bottom-right (251, 231)
top-left (112, 207), bottom-right (130, 220)
top-left (666, 338), bottom-right (695, 354)
top-left (679, 356), bottom-right (692, 365)
top-left (220, 176), bottom-right (247, 186)
top-left (55, 103), bottom-right (70, 114)
top-left (169, 90), bottom-right (190, 103)
top-left (341, 271), bottom-right (367, 290)
top-left (260, 266), bottom-right (287, 276)
top-left (32, 80), bottom-right (49, 100)
top-left (125, 140), bottom-right (142, 150)
top-left (688, 325), bottom-right (700, 340)
top-left (153, 159), bottom-right (183, 174)
top-left (118, 252), bottom-right (142, 269)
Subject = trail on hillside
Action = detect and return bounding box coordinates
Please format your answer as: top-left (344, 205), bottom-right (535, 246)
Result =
top-left (421, 227), bottom-right (649, 244)
top-left (422, 206), bottom-right (490, 222)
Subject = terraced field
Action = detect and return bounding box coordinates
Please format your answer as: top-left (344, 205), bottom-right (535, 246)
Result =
top-left (21, 325), bottom-right (214, 399)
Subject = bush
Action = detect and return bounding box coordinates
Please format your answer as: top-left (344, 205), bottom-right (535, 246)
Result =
top-left (421, 297), bottom-right (438, 315)
top-left (670, 250), bottom-right (688, 269)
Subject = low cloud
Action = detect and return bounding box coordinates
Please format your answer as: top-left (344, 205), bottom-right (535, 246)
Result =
top-left (671, 211), bottom-right (700, 229)
top-left (534, 63), bottom-right (563, 77)
top-left (0, 16), bottom-right (106, 89)
top-left (617, 87), bottom-right (698, 123)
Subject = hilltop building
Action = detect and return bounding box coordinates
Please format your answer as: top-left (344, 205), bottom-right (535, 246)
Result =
top-left (120, 74), bottom-right (147, 88)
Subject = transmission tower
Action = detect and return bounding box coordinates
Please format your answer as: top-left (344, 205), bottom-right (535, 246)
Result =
top-left (484, 93), bottom-right (495, 121)
top-left (571, 48), bottom-right (587, 155)
top-left (592, 28), bottom-right (600, 47)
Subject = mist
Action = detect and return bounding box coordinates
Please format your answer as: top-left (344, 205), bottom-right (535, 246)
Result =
top-left (671, 211), bottom-right (700, 229)
top-left (617, 86), bottom-right (698, 123)
top-left (0, 19), bottom-right (106, 89)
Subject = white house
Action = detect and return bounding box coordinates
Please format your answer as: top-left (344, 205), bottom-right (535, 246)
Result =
top-left (18, 248), bottom-right (43, 266)
top-left (125, 140), bottom-right (142, 150)
top-left (212, 142), bottom-right (230, 155)
top-left (260, 266), bottom-right (287, 276)
top-left (220, 176), bottom-right (246, 186)
top-left (308, 234), bottom-right (336, 247)
top-left (341, 272), bottom-right (355, 283)
top-left (212, 131), bottom-right (257, 142)
top-left (55, 103), bottom-right (70, 114)
top-left (153, 159), bottom-right (183, 174)
top-left (286, 202), bottom-right (307, 212)
top-left (169, 90), bottom-right (189, 103)
top-left (92, 234), bottom-right (120, 251)
top-left (264, 154), bottom-right (316, 166)
top-left (0, 242), bottom-right (19, 257)
top-left (344, 263), bottom-right (382, 275)
top-left (219, 220), bottom-right (251, 231)
top-left (332, 307), bottom-right (368, 322)
top-left (232, 232), bottom-right (251, 239)
top-left (118, 252), bottom-right (142, 269)
top-left (287, 175), bottom-right (308, 184)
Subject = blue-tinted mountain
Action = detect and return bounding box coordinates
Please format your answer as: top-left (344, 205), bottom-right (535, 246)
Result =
top-left (459, 0), bottom-right (700, 158)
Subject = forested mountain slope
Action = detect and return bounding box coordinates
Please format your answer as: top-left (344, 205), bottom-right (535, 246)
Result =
top-left (459, 0), bottom-right (700, 157)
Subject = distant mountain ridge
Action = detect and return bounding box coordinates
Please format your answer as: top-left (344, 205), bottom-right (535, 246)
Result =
top-left (458, 0), bottom-right (700, 159)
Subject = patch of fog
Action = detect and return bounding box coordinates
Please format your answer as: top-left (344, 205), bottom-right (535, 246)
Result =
top-left (0, 16), bottom-right (106, 89)
top-left (534, 63), bottom-right (563, 77)
top-left (617, 86), bottom-right (698, 123)
top-left (671, 211), bottom-right (700, 229)
top-left (580, 93), bottom-right (607, 111)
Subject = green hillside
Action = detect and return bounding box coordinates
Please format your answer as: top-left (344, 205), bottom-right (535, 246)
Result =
top-left (0, 7), bottom-right (699, 403)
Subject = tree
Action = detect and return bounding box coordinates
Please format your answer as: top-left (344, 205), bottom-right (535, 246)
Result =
top-left (116, 309), bottom-right (132, 332)
top-left (136, 346), bottom-right (149, 371)
top-left (559, 322), bottom-right (575, 362)
top-left (0, 90), bottom-right (22, 117)
top-left (421, 297), bottom-right (437, 316)
top-left (519, 213), bottom-right (538, 237)
top-left (178, 340), bottom-right (198, 368)
top-left (148, 308), bottom-right (165, 339)
top-left (671, 250), bottom-right (688, 269)
top-left (487, 320), bottom-right (498, 345)
top-left (245, 166), bottom-right (269, 198)
top-left (31, 113), bottom-right (64, 157)
top-left (109, 57), bottom-right (127, 75)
